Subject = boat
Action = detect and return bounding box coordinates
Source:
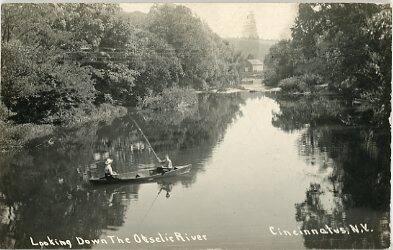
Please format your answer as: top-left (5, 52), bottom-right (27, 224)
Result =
top-left (89, 119), bottom-right (192, 185)
top-left (89, 164), bottom-right (192, 185)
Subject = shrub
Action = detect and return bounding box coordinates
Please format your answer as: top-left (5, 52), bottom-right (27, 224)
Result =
top-left (278, 76), bottom-right (306, 92)
top-left (278, 74), bottom-right (323, 93)
top-left (301, 73), bottom-right (323, 90)
top-left (262, 68), bottom-right (280, 87)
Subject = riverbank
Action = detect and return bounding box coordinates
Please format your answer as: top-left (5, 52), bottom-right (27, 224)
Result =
top-left (0, 87), bottom-right (389, 249)
top-left (0, 83), bottom-right (342, 152)
top-left (0, 104), bottom-right (127, 151)
top-left (0, 84), bottom-right (247, 151)
top-left (196, 82), bottom-right (281, 94)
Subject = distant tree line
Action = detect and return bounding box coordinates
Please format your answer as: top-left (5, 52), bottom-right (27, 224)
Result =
top-left (262, 4), bottom-right (391, 127)
top-left (1, 3), bottom-right (244, 124)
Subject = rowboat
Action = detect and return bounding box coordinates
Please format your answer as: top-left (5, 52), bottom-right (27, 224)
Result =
top-left (89, 164), bottom-right (192, 185)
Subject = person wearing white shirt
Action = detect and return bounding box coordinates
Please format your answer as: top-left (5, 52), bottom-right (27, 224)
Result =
top-left (159, 154), bottom-right (173, 170)
top-left (104, 158), bottom-right (117, 179)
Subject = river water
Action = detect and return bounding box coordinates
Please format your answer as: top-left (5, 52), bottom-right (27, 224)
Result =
top-left (0, 92), bottom-right (390, 249)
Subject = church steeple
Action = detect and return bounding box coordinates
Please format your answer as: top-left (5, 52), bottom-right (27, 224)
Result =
top-left (242, 11), bottom-right (259, 39)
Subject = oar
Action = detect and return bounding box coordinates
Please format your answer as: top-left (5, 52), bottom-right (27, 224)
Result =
top-left (132, 119), bottom-right (161, 163)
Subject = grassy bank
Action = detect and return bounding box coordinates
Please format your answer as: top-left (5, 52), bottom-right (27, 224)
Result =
top-left (0, 104), bottom-right (127, 151)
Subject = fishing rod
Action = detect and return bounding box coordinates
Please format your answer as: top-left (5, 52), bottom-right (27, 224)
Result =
top-left (132, 119), bottom-right (161, 163)
top-left (138, 188), bottom-right (163, 227)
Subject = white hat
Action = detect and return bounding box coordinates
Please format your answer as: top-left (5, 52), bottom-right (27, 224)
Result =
top-left (105, 158), bottom-right (113, 165)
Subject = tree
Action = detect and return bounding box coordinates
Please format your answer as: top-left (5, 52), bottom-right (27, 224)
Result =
top-left (263, 3), bottom-right (391, 127)
top-left (1, 3), bottom-right (245, 124)
top-left (147, 4), bottom-right (242, 89)
top-left (1, 41), bottom-right (95, 123)
top-left (262, 40), bottom-right (295, 86)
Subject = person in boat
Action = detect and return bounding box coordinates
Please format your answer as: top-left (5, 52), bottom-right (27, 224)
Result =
top-left (159, 154), bottom-right (173, 172)
top-left (104, 158), bottom-right (117, 179)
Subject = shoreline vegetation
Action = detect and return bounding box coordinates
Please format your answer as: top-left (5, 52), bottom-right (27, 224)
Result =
top-left (1, 3), bottom-right (391, 150)
top-left (0, 3), bottom-right (246, 150)
top-left (262, 3), bottom-right (391, 128)
top-left (0, 104), bottom-right (127, 151)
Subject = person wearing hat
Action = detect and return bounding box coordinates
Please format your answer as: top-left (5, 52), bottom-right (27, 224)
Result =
top-left (159, 154), bottom-right (173, 171)
top-left (104, 158), bottom-right (117, 179)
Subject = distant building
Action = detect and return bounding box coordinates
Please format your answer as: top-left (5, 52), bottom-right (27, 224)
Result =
top-left (242, 12), bottom-right (259, 39)
top-left (245, 59), bottom-right (263, 72)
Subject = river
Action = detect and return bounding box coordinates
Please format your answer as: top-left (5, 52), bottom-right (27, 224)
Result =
top-left (0, 92), bottom-right (389, 249)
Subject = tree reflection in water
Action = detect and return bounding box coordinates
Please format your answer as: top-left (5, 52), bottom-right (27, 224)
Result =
top-left (271, 94), bottom-right (390, 248)
top-left (0, 93), bottom-right (245, 248)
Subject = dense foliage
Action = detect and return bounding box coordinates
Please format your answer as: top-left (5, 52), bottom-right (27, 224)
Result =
top-left (265, 6), bottom-right (392, 241)
top-left (263, 4), bottom-right (391, 127)
top-left (1, 3), bottom-right (243, 124)
top-left (147, 4), bottom-right (243, 89)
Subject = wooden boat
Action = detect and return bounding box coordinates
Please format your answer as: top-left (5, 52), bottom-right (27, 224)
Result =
top-left (89, 164), bottom-right (192, 185)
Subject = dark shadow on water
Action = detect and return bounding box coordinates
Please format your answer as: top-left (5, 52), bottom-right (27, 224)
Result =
top-left (1, 92), bottom-right (388, 249)
top-left (0, 93), bottom-right (245, 248)
top-left (270, 93), bottom-right (390, 249)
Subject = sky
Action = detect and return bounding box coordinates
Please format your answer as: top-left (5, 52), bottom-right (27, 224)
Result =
top-left (120, 3), bottom-right (298, 40)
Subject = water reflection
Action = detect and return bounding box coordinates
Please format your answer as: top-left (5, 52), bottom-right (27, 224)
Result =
top-left (0, 93), bottom-right (245, 248)
top-left (272, 94), bottom-right (390, 248)
top-left (0, 92), bottom-right (389, 249)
